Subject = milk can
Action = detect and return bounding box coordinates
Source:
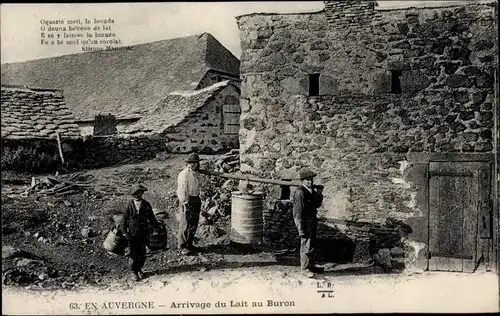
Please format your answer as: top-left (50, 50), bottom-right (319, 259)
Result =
top-left (102, 228), bottom-right (128, 255)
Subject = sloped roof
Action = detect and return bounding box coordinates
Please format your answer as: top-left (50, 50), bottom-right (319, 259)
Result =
top-left (1, 33), bottom-right (240, 121)
top-left (1, 85), bottom-right (81, 139)
top-left (123, 81), bottom-right (234, 135)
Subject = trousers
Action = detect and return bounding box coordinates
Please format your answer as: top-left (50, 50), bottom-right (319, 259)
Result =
top-left (299, 219), bottom-right (318, 270)
top-left (128, 235), bottom-right (147, 272)
top-left (178, 196), bottom-right (201, 248)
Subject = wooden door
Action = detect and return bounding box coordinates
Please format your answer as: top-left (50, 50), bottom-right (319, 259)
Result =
top-left (222, 103), bottom-right (240, 135)
top-left (428, 161), bottom-right (492, 273)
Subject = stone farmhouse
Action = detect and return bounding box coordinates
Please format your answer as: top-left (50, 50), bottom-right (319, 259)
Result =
top-left (236, 0), bottom-right (498, 271)
top-left (123, 80), bottom-right (241, 154)
top-left (1, 33), bottom-right (241, 138)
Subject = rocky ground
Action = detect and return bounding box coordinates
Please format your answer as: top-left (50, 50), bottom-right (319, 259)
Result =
top-left (2, 152), bottom-right (498, 314)
top-left (1, 152), bottom-right (302, 291)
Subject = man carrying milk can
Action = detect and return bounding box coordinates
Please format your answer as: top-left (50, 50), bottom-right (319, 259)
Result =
top-left (292, 169), bottom-right (324, 278)
top-left (177, 153), bottom-right (202, 255)
top-left (119, 184), bottom-right (160, 281)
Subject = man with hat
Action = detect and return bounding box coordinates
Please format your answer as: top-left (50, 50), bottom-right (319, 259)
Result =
top-left (177, 153), bottom-right (202, 254)
top-left (292, 169), bottom-right (324, 278)
top-left (119, 183), bottom-right (160, 281)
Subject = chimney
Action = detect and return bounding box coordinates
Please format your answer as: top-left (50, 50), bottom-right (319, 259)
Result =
top-left (324, 1), bottom-right (377, 26)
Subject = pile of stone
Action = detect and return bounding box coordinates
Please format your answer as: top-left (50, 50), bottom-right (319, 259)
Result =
top-left (199, 176), bottom-right (237, 225)
top-left (372, 238), bottom-right (427, 273)
top-left (372, 246), bottom-right (405, 271)
top-left (195, 151), bottom-right (241, 242)
top-left (211, 149), bottom-right (240, 173)
top-left (2, 246), bottom-right (58, 286)
top-left (263, 200), bottom-right (299, 250)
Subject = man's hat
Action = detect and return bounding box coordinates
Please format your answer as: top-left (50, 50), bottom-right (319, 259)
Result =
top-left (298, 169), bottom-right (317, 180)
top-left (186, 153), bottom-right (200, 163)
top-left (130, 184), bottom-right (148, 195)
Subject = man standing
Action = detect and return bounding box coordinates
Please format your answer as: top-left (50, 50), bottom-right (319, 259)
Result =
top-left (292, 169), bottom-right (324, 278)
top-left (177, 153), bottom-right (202, 255)
top-left (119, 184), bottom-right (160, 281)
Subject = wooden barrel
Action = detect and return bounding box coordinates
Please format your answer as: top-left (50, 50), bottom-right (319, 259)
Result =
top-left (103, 228), bottom-right (128, 255)
top-left (230, 191), bottom-right (263, 244)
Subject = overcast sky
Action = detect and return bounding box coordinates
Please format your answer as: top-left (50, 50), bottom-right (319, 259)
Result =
top-left (0, 1), bottom-right (492, 64)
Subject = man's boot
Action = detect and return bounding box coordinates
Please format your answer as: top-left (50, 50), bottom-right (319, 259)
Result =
top-left (137, 270), bottom-right (145, 279)
top-left (179, 247), bottom-right (190, 255)
top-left (301, 268), bottom-right (315, 278)
top-left (130, 271), bottom-right (140, 282)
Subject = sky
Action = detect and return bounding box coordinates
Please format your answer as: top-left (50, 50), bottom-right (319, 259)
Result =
top-left (0, 1), bottom-right (493, 64)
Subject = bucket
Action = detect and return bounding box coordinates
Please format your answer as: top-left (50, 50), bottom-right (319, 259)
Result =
top-left (148, 224), bottom-right (168, 250)
top-left (230, 191), bottom-right (263, 244)
top-left (103, 228), bottom-right (128, 255)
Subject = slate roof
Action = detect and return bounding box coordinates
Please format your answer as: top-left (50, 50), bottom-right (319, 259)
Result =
top-left (123, 81), bottom-right (234, 135)
top-left (1, 33), bottom-right (240, 121)
top-left (1, 85), bottom-right (81, 139)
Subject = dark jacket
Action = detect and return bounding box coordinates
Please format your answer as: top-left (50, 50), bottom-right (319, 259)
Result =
top-left (292, 185), bottom-right (323, 237)
top-left (119, 199), bottom-right (159, 238)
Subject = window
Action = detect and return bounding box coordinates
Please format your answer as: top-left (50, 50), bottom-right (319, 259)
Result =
top-left (309, 73), bottom-right (320, 96)
top-left (391, 70), bottom-right (402, 94)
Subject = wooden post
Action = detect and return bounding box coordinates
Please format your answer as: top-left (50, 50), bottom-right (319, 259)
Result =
top-left (56, 132), bottom-right (65, 164)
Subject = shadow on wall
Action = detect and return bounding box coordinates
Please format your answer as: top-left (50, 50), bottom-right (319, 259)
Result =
top-left (264, 200), bottom-right (414, 270)
top-left (316, 223), bottom-right (357, 264)
top-left (316, 217), bottom-right (413, 270)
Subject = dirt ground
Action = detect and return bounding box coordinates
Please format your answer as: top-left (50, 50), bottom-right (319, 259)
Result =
top-left (2, 153), bottom-right (499, 314)
top-left (3, 268), bottom-right (499, 314)
top-left (1, 153), bottom-right (296, 291)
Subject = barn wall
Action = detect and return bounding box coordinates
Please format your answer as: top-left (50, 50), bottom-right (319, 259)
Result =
top-left (237, 1), bottom-right (498, 266)
top-left (163, 85), bottom-right (241, 154)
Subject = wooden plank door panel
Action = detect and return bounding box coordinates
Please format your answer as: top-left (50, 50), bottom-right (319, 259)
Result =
top-left (428, 162), bottom-right (481, 273)
top-left (222, 104), bottom-right (240, 135)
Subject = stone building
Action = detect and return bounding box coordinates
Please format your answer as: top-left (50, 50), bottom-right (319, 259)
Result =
top-left (1, 85), bottom-right (80, 139)
top-left (1, 33), bottom-right (240, 138)
top-left (123, 80), bottom-right (241, 153)
top-left (236, 1), bottom-right (498, 271)
top-left (1, 85), bottom-right (81, 172)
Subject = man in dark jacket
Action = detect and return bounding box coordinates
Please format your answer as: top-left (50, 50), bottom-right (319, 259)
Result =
top-left (292, 169), bottom-right (324, 278)
top-left (119, 184), bottom-right (160, 281)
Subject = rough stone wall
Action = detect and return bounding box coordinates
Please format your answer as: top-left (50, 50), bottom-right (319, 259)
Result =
top-left (1, 135), bottom-right (167, 172)
top-left (79, 135), bottom-right (166, 168)
top-left (237, 2), bottom-right (496, 216)
top-left (237, 2), bottom-right (497, 263)
top-left (163, 85), bottom-right (240, 154)
top-left (265, 200), bottom-right (412, 268)
top-left (263, 200), bottom-right (299, 249)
